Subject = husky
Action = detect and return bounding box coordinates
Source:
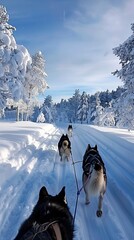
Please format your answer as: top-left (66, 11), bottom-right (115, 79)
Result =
top-left (14, 186), bottom-right (74, 240)
top-left (82, 144), bottom-right (107, 217)
top-left (58, 134), bottom-right (71, 161)
top-left (68, 125), bottom-right (73, 137)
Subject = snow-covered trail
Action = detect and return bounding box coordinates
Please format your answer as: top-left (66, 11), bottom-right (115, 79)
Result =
top-left (0, 122), bottom-right (133, 240)
top-left (70, 124), bottom-right (134, 240)
top-left (0, 122), bottom-right (63, 239)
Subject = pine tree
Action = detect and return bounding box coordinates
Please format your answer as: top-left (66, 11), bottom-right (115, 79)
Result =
top-left (25, 51), bottom-right (48, 102)
top-left (112, 23), bottom-right (134, 129)
top-left (68, 89), bottom-right (81, 122)
top-left (0, 5), bottom-right (32, 114)
top-left (93, 92), bottom-right (103, 126)
top-left (77, 91), bottom-right (88, 124)
top-left (37, 111), bottom-right (45, 123)
top-left (41, 95), bottom-right (54, 123)
top-left (0, 5), bottom-right (15, 108)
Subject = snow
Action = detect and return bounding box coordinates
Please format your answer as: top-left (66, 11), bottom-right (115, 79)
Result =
top-left (0, 121), bottom-right (133, 240)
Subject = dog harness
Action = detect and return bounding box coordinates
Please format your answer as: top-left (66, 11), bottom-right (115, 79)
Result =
top-left (20, 220), bottom-right (62, 240)
top-left (83, 149), bottom-right (106, 177)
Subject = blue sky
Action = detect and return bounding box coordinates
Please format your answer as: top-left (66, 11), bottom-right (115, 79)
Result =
top-left (1, 0), bottom-right (134, 102)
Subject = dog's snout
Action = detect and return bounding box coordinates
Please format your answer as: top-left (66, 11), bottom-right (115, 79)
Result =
top-left (94, 163), bottom-right (101, 171)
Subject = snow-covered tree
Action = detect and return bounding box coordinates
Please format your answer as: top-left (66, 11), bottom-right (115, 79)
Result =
top-left (56, 99), bottom-right (68, 122)
top-left (112, 23), bottom-right (134, 129)
top-left (30, 105), bottom-right (40, 122)
top-left (113, 93), bottom-right (134, 129)
top-left (93, 92), bottom-right (103, 126)
top-left (25, 51), bottom-right (48, 102)
top-left (40, 95), bottom-right (54, 123)
top-left (23, 51), bottom-right (48, 120)
top-left (0, 6), bottom-right (48, 121)
top-left (68, 89), bottom-right (81, 122)
top-left (36, 111), bottom-right (45, 123)
top-left (44, 95), bottom-right (53, 108)
top-left (87, 94), bottom-right (96, 124)
top-left (0, 5), bottom-right (32, 110)
top-left (77, 91), bottom-right (88, 124)
top-left (100, 101), bottom-right (115, 127)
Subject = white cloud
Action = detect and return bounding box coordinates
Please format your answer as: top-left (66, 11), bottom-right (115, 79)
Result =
top-left (3, 0), bottom-right (134, 102)
top-left (46, 0), bottom-right (133, 100)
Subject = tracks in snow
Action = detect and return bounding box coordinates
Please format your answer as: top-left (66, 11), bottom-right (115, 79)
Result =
top-left (71, 125), bottom-right (134, 240)
top-left (0, 124), bottom-right (133, 240)
top-left (0, 126), bottom-right (61, 239)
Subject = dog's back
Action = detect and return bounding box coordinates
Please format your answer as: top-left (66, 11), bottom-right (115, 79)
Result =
top-left (68, 125), bottom-right (73, 137)
top-left (58, 134), bottom-right (71, 150)
top-left (82, 144), bottom-right (106, 175)
top-left (82, 144), bottom-right (107, 217)
top-left (58, 134), bottom-right (71, 161)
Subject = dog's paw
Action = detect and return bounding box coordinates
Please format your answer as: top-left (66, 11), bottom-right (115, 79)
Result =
top-left (96, 210), bottom-right (102, 217)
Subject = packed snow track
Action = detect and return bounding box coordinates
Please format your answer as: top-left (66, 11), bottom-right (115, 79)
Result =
top-left (0, 121), bottom-right (133, 240)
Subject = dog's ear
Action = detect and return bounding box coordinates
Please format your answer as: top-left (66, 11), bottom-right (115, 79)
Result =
top-left (94, 145), bottom-right (98, 150)
top-left (58, 186), bottom-right (67, 204)
top-left (39, 186), bottom-right (48, 200)
top-left (87, 144), bottom-right (91, 151)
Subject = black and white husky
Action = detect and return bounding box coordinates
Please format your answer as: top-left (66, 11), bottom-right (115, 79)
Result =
top-left (58, 134), bottom-right (71, 161)
top-left (68, 125), bottom-right (73, 137)
top-left (14, 186), bottom-right (74, 240)
top-left (82, 144), bottom-right (107, 217)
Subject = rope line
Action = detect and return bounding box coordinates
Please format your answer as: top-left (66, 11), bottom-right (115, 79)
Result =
top-left (70, 139), bottom-right (91, 225)
top-left (70, 151), bottom-right (87, 226)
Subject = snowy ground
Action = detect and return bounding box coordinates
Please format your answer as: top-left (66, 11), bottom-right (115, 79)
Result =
top-left (0, 121), bottom-right (133, 240)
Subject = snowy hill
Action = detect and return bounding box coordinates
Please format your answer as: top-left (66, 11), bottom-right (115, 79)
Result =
top-left (0, 121), bottom-right (133, 240)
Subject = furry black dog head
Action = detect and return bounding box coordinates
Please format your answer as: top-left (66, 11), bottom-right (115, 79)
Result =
top-left (14, 186), bottom-right (74, 240)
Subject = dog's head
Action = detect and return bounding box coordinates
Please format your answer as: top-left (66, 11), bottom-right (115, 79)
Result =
top-left (14, 186), bottom-right (74, 240)
top-left (83, 144), bottom-right (98, 160)
top-left (34, 186), bottom-right (69, 224)
top-left (83, 144), bottom-right (104, 173)
top-left (68, 125), bottom-right (72, 130)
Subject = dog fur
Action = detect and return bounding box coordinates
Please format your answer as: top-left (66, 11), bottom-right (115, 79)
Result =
top-left (67, 125), bottom-right (73, 137)
top-left (58, 134), bottom-right (71, 161)
top-left (82, 144), bottom-right (107, 217)
top-left (14, 186), bottom-right (74, 240)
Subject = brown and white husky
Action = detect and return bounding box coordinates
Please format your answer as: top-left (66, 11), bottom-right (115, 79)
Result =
top-left (82, 144), bottom-right (107, 217)
top-left (58, 134), bottom-right (71, 161)
top-left (67, 125), bottom-right (73, 137)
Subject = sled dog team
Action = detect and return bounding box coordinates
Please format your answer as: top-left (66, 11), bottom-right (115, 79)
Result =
top-left (14, 124), bottom-right (107, 240)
